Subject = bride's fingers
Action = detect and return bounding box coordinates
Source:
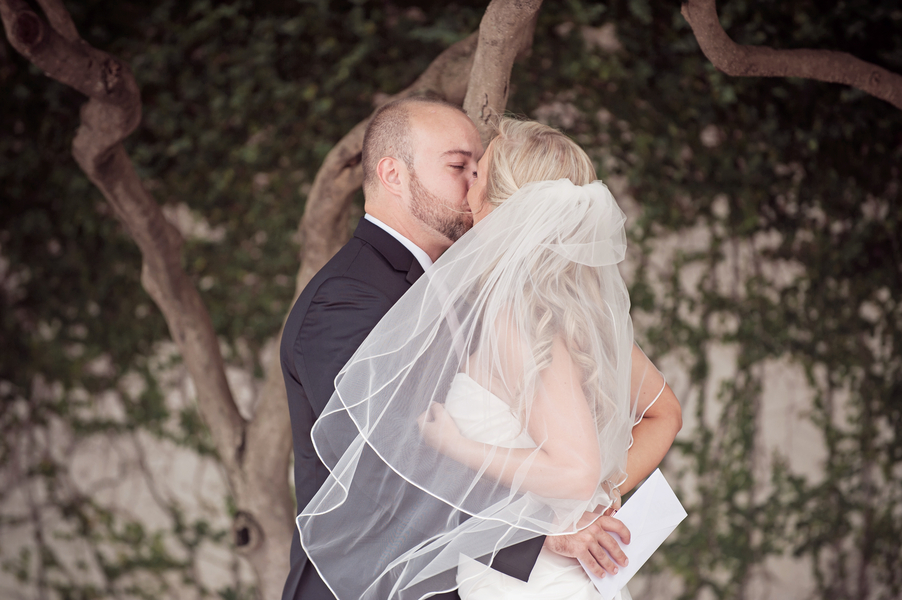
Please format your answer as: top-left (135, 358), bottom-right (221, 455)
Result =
top-left (417, 405), bottom-right (437, 425)
top-left (417, 405), bottom-right (449, 447)
top-left (416, 409), bottom-right (433, 433)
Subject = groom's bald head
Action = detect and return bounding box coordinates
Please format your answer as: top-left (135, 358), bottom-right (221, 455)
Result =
top-left (362, 96), bottom-right (468, 195)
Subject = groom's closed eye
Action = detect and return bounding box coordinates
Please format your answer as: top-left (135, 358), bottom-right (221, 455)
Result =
top-left (447, 164), bottom-right (477, 175)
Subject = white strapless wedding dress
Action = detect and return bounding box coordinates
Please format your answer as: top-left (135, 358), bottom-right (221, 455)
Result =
top-left (443, 373), bottom-right (631, 600)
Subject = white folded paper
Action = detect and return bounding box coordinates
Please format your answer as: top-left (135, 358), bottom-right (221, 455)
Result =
top-left (578, 468), bottom-right (687, 599)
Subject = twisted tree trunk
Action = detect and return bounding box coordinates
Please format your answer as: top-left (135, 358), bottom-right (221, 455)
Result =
top-left (0, 1), bottom-right (293, 597)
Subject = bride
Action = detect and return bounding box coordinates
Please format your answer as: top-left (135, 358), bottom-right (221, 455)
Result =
top-left (297, 118), bottom-right (682, 599)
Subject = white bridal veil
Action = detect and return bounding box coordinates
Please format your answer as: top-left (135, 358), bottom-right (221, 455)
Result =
top-left (298, 179), bottom-right (663, 599)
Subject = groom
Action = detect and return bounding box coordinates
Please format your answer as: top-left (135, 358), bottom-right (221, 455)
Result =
top-left (280, 96), bottom-right (629, 600)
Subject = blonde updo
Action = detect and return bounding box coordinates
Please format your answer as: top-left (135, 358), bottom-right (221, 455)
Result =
top-left (483, 117), bottom-right (598, 208)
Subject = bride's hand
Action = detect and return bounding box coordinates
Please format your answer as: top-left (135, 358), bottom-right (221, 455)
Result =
top-left (417, 403), bottom-right (461, 452)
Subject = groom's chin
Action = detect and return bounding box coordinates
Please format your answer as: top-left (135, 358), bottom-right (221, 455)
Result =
top-left (453, 213), bottom-right (474, 241)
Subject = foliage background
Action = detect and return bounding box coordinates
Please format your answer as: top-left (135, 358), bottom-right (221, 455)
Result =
top-left (1, 0), bottom-right (900, 598)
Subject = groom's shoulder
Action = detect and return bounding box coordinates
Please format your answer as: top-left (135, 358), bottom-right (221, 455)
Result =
top-left (302, 218), bottom-right (415, 298)
top-left (280, 235), bottom-right (406, 373)
top-left (305, 234), bottom-right (402, 298)
top-left (284, 231), bottom-right (406, 327)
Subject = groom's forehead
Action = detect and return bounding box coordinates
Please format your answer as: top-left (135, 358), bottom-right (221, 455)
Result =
top-left (410, 107), bottom-right (482, 151)
top-left (413, 130), bottom-right (464, 156)
top-left (416, 142), bottom-right (482, 167)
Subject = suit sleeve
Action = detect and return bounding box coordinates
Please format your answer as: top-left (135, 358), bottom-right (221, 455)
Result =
top-left (293, 276), bottom-right (396, 417)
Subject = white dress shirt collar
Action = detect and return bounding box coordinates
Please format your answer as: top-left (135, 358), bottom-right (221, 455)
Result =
top-left (364, 214), bottom-right (433, 272)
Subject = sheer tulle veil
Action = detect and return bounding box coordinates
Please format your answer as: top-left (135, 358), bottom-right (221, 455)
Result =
top-left (297, 179), bottom-right (656, 599)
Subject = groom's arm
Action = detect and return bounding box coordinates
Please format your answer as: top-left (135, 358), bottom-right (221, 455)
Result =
top-left (488, 537), bottom-right (546, 582)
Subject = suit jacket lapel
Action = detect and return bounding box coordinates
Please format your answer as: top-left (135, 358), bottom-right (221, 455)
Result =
top-left (354, 217), bottom-right (425, 285)
top-left (405, 259), bottom-right (425, 284)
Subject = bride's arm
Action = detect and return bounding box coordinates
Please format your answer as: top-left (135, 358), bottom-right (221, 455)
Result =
top-left (542, 345), bottom-right (681, 578)
top-left (619, 344), bottom-right (682, 494)
top-left (418, 335), bottom-right (602, 500)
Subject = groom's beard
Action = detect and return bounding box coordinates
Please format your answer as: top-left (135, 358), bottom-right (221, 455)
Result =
top-left (409, 170), bottom-right (473, 243)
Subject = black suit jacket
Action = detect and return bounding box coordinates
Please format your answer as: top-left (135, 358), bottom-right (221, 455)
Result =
top-left (280, 218), bottom-right (543, 600)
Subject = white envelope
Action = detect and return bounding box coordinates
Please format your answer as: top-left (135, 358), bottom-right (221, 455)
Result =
top-left (578, 468), bottom-right (687, 599)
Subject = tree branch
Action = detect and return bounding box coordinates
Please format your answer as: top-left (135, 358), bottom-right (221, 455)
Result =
top-left (1, 2), bottom-right (139, 117)
top-left (239, 335), bottom-right (295, 586)
top-left (681, 0), bottom-right (902, 110)
top-left (34, 0), bottom-right (78, 42)
top-left (463, 0), bottom-right (543, 146)
top-left (0, 0), bottom-right (247, 514)
top-left (1, 2), bottom-right (297, 596)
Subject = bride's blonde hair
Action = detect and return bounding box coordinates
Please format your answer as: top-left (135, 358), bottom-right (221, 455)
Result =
top-left (482, 119), bottom-right (623, 448)
top-left (483, 118), bottom-right (597, 207)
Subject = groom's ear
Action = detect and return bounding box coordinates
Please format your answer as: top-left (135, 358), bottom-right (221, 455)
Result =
top-left (376, 156), bottom-right (407, 198)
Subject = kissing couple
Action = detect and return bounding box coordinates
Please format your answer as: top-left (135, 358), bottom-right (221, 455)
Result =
top-left (280, 97), bottom-right (683, 600)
